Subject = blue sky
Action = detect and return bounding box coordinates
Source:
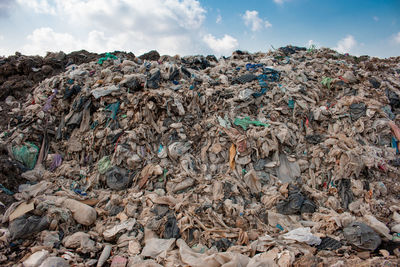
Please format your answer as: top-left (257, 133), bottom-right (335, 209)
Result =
top-left (0, 0), bottom-right (399, 58)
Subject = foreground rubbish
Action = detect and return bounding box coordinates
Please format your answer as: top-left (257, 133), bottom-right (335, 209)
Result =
top-left (0, 46), bottom-right (400, 266)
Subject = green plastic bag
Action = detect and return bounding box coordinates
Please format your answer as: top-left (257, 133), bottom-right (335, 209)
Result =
top-left (321, 77), bottom-right (332, 89)
top-left (234, 117), bottom-right (269, 130)
top-left (98, 53), bottom-right (118, 65)
top-left (12, 142), bottom-right (39, 170)
top-left (98, 156), bottom-right (112, 174)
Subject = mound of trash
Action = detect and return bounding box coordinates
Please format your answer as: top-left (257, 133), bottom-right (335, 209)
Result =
top-left (0, 47), bottom-right (399, 266)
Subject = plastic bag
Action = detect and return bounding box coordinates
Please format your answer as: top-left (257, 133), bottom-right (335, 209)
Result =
top-left (276, 154), bottom-right (301, 183)
top-left (283, 227), bottom-right (321, 246)
top-left (98, 53), bottom-right (118, 65)
top-left (343, 222), bottom-right (381, 251)
top-left (91, 85), bottom-right (120, 99)
top-left (349, 103), bottom-right (366, 121)
top-left (163, 216), bottom-right (180, 239)
top-left (23, 250), bottom-right (49, 267)
top-left (168, 142), bottom-right (191, 160)
top-left (386, 88), bottom-right (400, 109)
top-left (63, 232), bottom-right (96, 252)
top-left (12, 142), bottom-right (39, 170)
top-left (146, 68), bottom-right (161, 89)
top-left (106, 101), bottom-right (120, 120)
top-left (98, 156), bottom-right (112, 174)
top-left (62, 199), bottom-right (97, 226)
top-left (49, 154), bottom-right (62, 172)
top-left (238, 89), bottom-right (255, 101)
top-left (39, 257), bottom-right (68, 267)
top-left (103, 218), bottom-right (136, 241)
top-left (244, 170), bottom-right (261, 194)
top-left (234, 117), bottom-right (269, 130)
top-left (141, 237), bottom-right (175, 259)
top-left (105, 166), bottom-right (131, 190)
top-left (177, 238), bottom-right (250, 267)
top-left (8, 215), bottom-right (50, 240)
top-left (321, 77), bottom-right (332, 89)
top-left (276, 185), bottom-right (316, 215)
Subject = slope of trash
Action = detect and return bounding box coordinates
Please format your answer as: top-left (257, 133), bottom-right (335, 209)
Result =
top-left (0, 47), bottom-right (399, 266)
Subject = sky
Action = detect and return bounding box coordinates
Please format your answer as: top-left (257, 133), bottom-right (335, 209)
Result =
top-left (0, 0), bottom-right (399, 58)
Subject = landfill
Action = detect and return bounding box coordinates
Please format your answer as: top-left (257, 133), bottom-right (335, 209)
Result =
top-left (0, 46), bottom-right (399, 266)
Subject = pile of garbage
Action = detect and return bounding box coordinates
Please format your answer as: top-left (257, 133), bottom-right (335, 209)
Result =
top-left (0, 46), bottom-right (400, 266)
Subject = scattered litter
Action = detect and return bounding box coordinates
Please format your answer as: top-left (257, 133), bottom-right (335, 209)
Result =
top-left (0, 47), bottom-right (399, 266)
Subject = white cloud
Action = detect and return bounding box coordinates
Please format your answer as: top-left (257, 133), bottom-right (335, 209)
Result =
top-left (242, 10), bottom-right (272, 31)
top-left (203, 34), bottom-right (238, 55)
top-left (264, 20), bottom-right (272, 28)
top-left (394, 32), bottom-right (400, 44)
top-left (22, 27), bottom-right (80, 55)
top-left (0, 45), bottom-right (13, 56)
top-left (216, 14), bottom-right (222, 24)
top-left (273, 0), bottom-right (289, 4)
top-left (53, 0), bottom-right (206, 32)
top-left (16, 0), bottom-right (56, 14)
top-left (334, 35), bottom-right (357, 53)
top-left (20, 27), bottom-right (196, 56)
top-left (0, 34), bottom-right (13, 56)
top-left (13, 0), bottom-right (212, 56)
top-left (373, 16), bottom-right (379, 21)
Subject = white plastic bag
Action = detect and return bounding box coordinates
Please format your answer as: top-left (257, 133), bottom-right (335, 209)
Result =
top-left (282, 227), bottom-right (321, 245)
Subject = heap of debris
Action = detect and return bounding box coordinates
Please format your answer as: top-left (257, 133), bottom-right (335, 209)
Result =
top-left (0, 47), bottom-right (399, 266)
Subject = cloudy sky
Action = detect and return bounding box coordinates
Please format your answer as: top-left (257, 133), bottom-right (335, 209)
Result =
top-left (0, 0), bottom-right (399, 58)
